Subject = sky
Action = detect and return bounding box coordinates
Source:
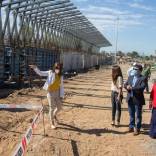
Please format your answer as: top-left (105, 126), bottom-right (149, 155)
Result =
top-left (71, 0), bottom-right (156, 55)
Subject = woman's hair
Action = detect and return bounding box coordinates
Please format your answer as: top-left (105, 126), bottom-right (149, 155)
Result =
top-left (52, 62), bottom-right (63, 76)
top-left (112, 65), bottom-right (123, 84)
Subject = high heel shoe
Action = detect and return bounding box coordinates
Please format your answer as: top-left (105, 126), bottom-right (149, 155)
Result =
top-left (51, 120), bottom-right (56, 129)
top-left (111, 121), bottom-right (115, 126)
top-left (116, 121), bottom-right (120, 127)
top-left (51, 124), bottom-right (56, 129)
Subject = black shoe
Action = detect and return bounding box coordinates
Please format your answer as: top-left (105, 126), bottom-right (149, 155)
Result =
top-left (128, 127), bottom-right (134, 133)
top-left (116, 122), bottom-right (120, 127)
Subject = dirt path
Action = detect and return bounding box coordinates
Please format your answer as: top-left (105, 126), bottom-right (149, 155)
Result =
top-left (0, 65), bottom-right (156, 156)
top-left (24, 65), bottom-right (156, 156)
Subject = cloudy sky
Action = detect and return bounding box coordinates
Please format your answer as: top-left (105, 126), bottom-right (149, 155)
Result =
top-left (71, 0), bottom-right (156, 55)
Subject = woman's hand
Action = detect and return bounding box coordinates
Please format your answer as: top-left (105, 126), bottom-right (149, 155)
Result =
top-left (117, 95), bottom-right (120, 102)
top-left (116, 94), bottom-right (122, 103)
top-left (29, 65), bottom-right (37, 69)
top-left (127, 85), bottom-right (132, 91)
top-left (149, 100), bottom-right (153, 110)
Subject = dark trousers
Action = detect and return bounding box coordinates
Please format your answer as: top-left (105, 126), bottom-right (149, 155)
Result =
top-left (111, 91), bottom-right (121, 122)
top-left (128, 98), bottom-right (143, 129)
top-left (145, 79), bottom-right (149, 92)
top-left (149, 108), bottom-right (156, 138)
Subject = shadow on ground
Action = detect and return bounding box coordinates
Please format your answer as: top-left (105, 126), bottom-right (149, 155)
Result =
top-left (57, 123), bottom-right (129, 136)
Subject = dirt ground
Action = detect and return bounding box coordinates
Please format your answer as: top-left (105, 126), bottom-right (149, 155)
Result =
top-left (0, 64), bottom-right (156, 156)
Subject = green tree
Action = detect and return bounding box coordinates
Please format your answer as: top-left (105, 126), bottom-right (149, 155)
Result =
top-left (127, 51), bottom-right (140, 58)
top-left (145, 56), bottom-right (150, 60)
top-left (117, 51), bottom-right (125, 57)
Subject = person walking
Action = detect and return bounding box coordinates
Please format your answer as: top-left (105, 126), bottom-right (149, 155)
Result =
top-left (111, 65), bottom-right (123, 127)
top-left (124, 64), bottom-right (145, 135)
top-left (142, 64), bottom-right (151, 93)
top-left (29, 63), bottom-right (64, 129)
top-left (149, 80), bottom-right (156, 138)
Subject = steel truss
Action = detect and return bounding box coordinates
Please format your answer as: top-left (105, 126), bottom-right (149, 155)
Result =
top-left (0, 0), bottom-right (111, 51)
top-left (0, 0), bottom-right (111, 83)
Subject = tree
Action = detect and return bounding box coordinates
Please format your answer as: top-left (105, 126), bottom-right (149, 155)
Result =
top-left (131, 51), bottom-right (139, 58)
top-left (117, 51), bottom-right (125, 57)
top-left (127, 51), bottom-right (140, 58)
top-left (145, 56), bottom-right (150, 60)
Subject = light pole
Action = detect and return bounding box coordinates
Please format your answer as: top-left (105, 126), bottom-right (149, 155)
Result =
top-left (115, 16), bottom-right (119, 64)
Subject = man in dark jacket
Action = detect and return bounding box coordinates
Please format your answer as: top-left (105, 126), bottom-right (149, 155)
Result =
top-left (124, 64), bottom-right (145, 135)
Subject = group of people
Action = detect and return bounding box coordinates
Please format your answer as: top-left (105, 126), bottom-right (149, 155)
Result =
top-left (29, 62), bottom-right (156, 138)
top-left (111, 63), bottom-right (156, 137)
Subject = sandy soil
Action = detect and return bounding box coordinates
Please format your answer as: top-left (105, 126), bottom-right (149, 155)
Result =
top-left (0, 88), bottom-right (45, 155)
top-left (0, 64), bottom-right (156, 156)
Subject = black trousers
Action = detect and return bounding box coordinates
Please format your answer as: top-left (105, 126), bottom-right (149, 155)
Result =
top-left (145, 78), bottom-right (149, 92)
top-left (111, 91), bottom-right (121, 122)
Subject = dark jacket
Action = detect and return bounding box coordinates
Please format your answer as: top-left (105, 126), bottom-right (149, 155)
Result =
top-left (124, 75), bottom-right (146, 105)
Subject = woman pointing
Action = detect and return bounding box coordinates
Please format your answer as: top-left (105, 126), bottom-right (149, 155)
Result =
top-left (29, 63), bottom-right (64, 129)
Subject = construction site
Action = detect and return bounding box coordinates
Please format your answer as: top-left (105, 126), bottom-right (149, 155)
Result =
top-left (0, 0), bottom-right (156, 156)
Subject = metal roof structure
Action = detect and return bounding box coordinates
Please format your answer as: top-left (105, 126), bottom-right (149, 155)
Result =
top-left (0, 0), bottom-right (111, 52)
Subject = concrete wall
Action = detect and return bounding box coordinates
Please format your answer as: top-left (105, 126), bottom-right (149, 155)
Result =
top-left (62, 52), bottom-right (113, 72)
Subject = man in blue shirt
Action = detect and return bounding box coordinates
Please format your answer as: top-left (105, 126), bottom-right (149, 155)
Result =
top-left (124, 64), bottom-right (145, 135)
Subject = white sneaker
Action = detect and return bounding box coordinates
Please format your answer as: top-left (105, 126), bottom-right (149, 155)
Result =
top-left (51, 124), bottom-right (56, 129)
top-left (111, 121), bottom-right (115, 126)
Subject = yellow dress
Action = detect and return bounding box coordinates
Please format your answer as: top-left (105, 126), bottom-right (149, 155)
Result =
top-left (48, 74), bottom-right (61, 92)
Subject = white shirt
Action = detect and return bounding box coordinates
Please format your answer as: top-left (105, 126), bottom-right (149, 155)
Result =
top-left (34, 67), bottom-right (64, 97)
top-left (111, 76), bottom-right (123, 92)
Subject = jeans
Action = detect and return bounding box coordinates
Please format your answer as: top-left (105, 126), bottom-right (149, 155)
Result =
top-left (111, 91), bottom-right (121, 122)
top-left (128, 98), bottom-right (143, 129)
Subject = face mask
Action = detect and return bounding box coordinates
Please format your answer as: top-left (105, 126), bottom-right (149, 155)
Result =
top-left (133, 70), bottom-right (140, 76)
top-left (55, 69), bottom-right (60, 74)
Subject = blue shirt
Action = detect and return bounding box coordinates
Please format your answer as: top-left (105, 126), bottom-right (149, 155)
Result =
top-left (132, 76), bottom-right (138, 87)
top-left (131, 75), bottom-right (139, 97)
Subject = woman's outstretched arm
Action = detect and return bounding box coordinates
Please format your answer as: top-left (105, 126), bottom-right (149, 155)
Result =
top-left (29, 65), bottom-right (49, 77)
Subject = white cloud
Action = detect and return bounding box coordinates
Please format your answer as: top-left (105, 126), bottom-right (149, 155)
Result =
top-left (133, 0), bottom-right (144, 2)
top-left (72, 0), bottom-right (88, 2)
top-left (100, 0), bottom-right (126, 5)
top-left (78, 5), bottom-right (144, 33)
top-left (81, 5), bottom-right (129, 16)
top-left (129, 3), bottom-right (154, 11)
